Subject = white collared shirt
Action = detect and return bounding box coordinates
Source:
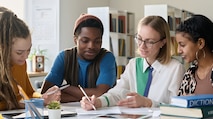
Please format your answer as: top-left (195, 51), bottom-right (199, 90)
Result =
top-left (99, 57), bottom-right (185, 107)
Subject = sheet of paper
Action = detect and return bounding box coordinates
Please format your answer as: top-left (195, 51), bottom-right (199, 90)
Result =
top-left (119, 106), bottom-right (158, 115)
top-left (0, 109), bottom-right (25, 114)
top-left (76, 106), bottom-right (159, 116)
top-left (12, 110), bottom-right (77, 118)
top-left (76, 106), bottom-right (121, 115)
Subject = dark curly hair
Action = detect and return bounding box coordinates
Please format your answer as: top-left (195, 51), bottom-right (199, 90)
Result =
top-left (176, 14), bottom-right (213, 52)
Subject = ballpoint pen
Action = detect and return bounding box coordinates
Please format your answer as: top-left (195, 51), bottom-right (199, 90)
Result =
top-left (46, 84), bottom-right (70, 95)
top-left (78, 85), bottom-right (96, 110)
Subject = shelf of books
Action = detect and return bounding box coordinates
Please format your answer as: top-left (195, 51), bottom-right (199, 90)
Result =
top-left (88, 7), bottom-right (135, 79)
top-left (144, 4), bottom-right (193, 69)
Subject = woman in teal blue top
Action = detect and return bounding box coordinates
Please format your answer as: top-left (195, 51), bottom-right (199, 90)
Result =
top-left (41, 14), bottom-right (117, 103)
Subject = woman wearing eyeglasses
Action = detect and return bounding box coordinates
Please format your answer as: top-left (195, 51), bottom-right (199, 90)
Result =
top-left (80, 15), bottom-right (185, 109)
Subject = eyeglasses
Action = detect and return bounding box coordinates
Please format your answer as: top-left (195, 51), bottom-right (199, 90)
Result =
top-left (134, 35), bottom-right (165, 48)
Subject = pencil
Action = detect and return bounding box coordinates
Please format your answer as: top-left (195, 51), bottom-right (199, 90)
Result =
top-left (78, 85), bottom-right (96, 110)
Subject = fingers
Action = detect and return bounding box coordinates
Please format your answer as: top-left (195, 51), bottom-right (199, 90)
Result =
top-left (47, 85), bottom-right (59, 92)
top-left (117, 98), bottom-right (129, 106)
top-left (80, 96), bottom-right (94, 110)
top-left (126, 92), bottom-right (137, 97)
top-left (117, 95), bottom-right (138, 108)
top-left (42, 85), bottom-right (61, 105)
top-left (90, 95), bottom-right (96, 103)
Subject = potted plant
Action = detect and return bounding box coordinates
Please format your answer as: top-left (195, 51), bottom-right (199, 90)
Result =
top-left (47, 101), bottom-right (61, 119)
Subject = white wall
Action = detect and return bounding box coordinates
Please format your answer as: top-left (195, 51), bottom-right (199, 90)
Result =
top-left (1, 0), bottom-right (213, 72)
top-left (109, 0), bottom-right (213, 30)
top-left (59, 0), bottom-right (109, 51)
top-left (0, 0), bottom-right (25, 19)
top-left (1, 0), bottom-right (109, 72)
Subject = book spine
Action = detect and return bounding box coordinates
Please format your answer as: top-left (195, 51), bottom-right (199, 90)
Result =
top-left (202, 106), bottom-right (213, 118)
top-left (187, 98), bottom-right (213, 107)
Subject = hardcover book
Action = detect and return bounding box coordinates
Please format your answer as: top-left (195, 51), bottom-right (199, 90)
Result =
top-left (171, 94), bottom-right (213, 108)
top-left (160, 115), bottom-right (198, 119)
top-left (160, 104), bottom-right (213, 118)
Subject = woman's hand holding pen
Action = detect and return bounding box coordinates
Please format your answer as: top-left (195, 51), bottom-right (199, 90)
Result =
top-left (42, 85), bottom-right (61, 105)
top-left (80, 95), bottom-right (101, 110)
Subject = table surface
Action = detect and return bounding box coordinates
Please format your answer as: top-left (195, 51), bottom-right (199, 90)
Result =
top-left (59, 102), bottom-right (159, 119)
top-left (1, 102), bottom-right (160, 119)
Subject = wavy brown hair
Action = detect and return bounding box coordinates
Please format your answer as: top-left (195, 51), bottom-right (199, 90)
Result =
top-left (0, 7), bottom-right (30, 110)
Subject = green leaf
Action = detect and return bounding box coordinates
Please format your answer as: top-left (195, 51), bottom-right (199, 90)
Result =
top-left (47, 101), bottom-right (61, 109)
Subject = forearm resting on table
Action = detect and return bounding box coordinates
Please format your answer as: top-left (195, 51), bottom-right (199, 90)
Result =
top-left (61, 87), bottom-right (96, 102)
top-left (61, 92), bottom-right (80, 102)
top-left (40, 81), bottom-right (55, 94)
top-left (63, 85), bottom-right (109, 99)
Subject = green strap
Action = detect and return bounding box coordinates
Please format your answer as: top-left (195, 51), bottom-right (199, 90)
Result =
top-left (136, 58), bottom-right (149, 96)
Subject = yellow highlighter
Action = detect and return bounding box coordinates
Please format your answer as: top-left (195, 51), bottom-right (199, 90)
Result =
top-left (0, 114), bottom-right (3, 119)
top-left (17, 85), bottom-right (30, 100)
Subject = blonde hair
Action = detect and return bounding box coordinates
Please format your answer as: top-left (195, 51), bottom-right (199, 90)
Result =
top-left (137, 16), bottom-right (171, 64)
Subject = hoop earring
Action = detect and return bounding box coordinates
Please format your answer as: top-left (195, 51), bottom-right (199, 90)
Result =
top-left (195, 49), bottom-right (206, 60)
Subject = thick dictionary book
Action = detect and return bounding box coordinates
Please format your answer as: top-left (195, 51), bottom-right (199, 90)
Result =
top-left (160, 104), bottom-right (213, 119)
top-left (171, 94), bottom-right (213, 108)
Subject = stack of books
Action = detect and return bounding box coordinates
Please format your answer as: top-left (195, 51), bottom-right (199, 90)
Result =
top-left (160, 94), bottom-right (213, 119)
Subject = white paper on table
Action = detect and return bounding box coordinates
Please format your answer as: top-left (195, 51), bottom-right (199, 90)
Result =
top-left (76, 106), bottom-right (158, 115)
top-left (13, 110), bottom-right (77, 118)
top-left (119, 106), bottom-right (158, 115)
top-left (0, 109), bottom-right (25, 115)
top-left (76, 106), bottom-right (121, 115)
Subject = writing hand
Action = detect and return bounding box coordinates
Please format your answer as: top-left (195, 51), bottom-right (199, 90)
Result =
top-left (80, 95), bottom-right (97, 110)
top-left (42, 85), bottom-right (61, 105)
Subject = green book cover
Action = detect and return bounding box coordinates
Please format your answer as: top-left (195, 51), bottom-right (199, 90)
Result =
top-left (160, 103), bottom-right (213, 118)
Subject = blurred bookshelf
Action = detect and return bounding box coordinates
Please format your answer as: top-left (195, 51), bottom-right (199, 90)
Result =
top-left (88, 7), bottom-right (135, 79)
top-left (144, 4), bottom-right (193, 69)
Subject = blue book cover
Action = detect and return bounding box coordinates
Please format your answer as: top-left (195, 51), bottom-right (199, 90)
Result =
top-left (171, 94), bottom-right (213, 108)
